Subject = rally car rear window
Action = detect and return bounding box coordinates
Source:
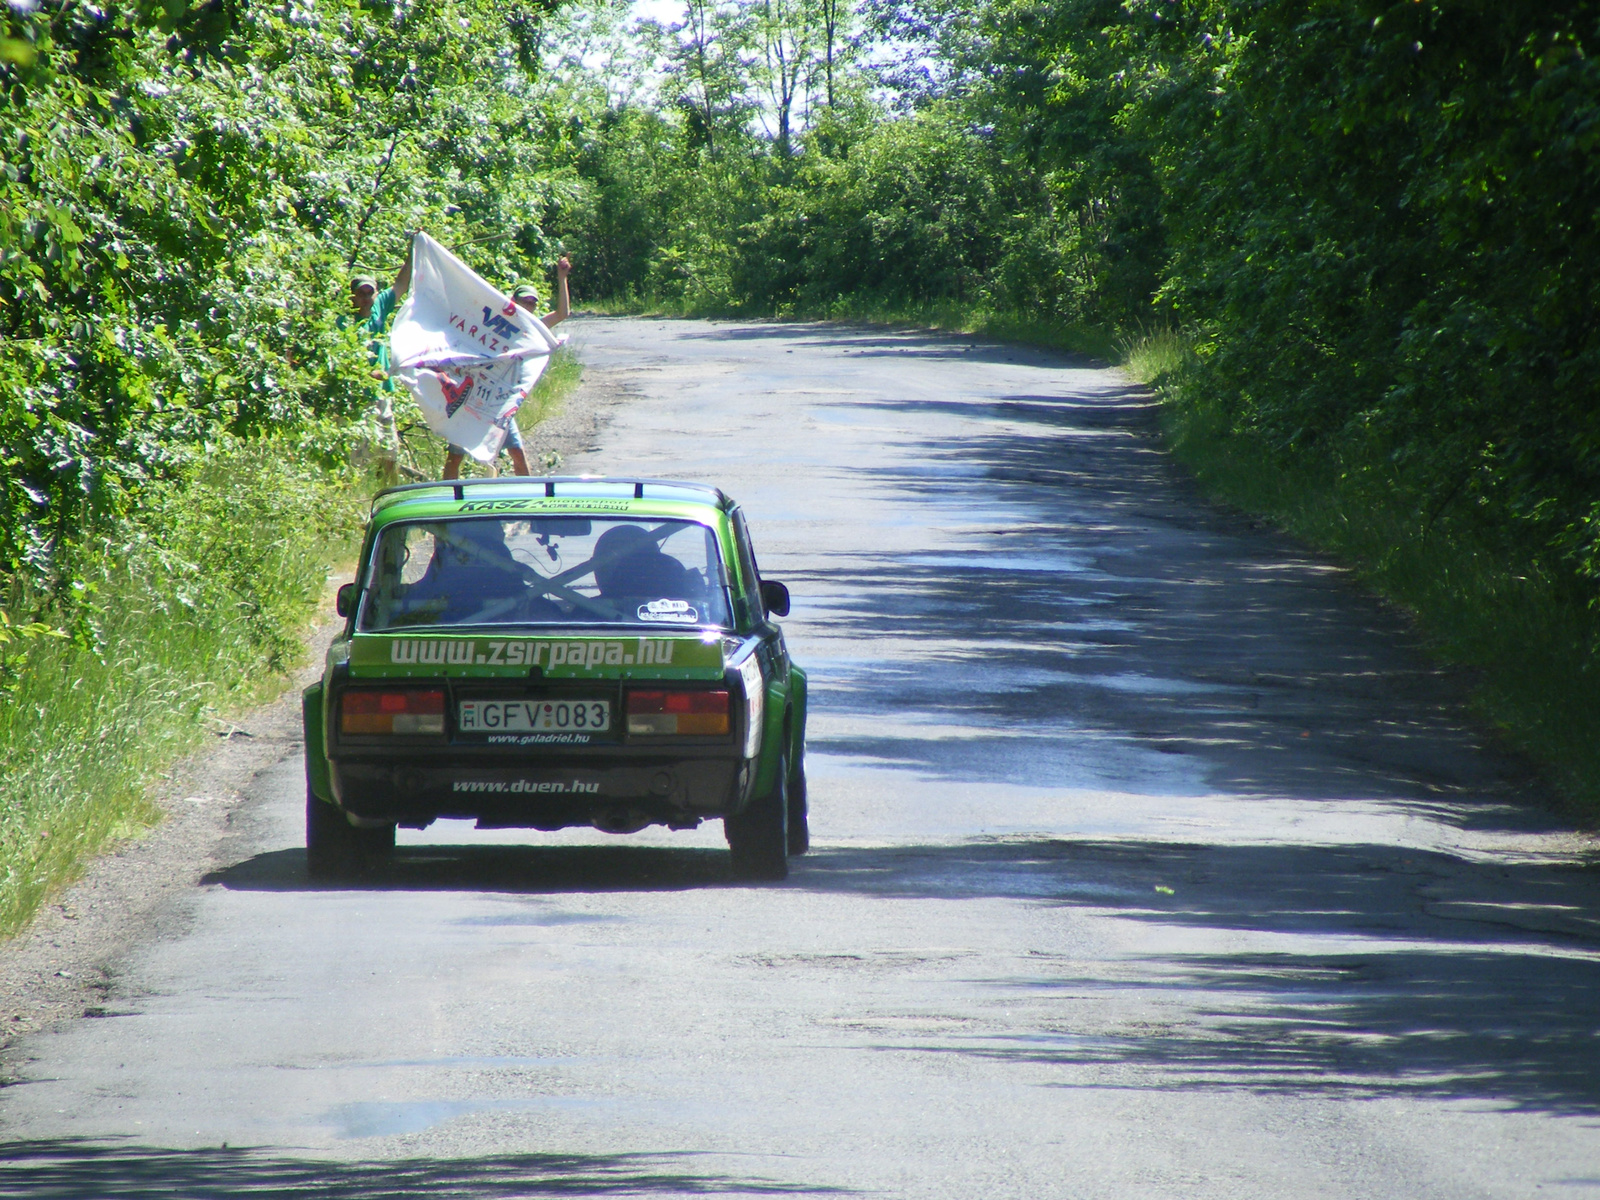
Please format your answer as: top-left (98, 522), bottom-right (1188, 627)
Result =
top-left (358, 516), bottom-right (734, 631)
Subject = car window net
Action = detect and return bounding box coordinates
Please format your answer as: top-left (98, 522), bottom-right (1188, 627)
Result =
top-left (358, 516), bottom-right (733, 631)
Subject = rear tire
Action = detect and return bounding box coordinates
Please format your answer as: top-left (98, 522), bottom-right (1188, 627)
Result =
top-left (786, 752), bottom-right (809, 856)
top-left (726, 751), bottom-right (789, 881)
top-left (306, 786), bottom-right (394, 879)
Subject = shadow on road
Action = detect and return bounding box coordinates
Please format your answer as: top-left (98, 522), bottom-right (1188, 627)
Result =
top-left (838, 838), bottom-right (1600, 1126)
top-left (800, 838), bottom-right (1600, 1117)
top-left (204, 843), bottom-right (735, 894)
top-left (0, 1140), bottom-right (847, 1198)
top-left (205, 834), bottom-right (1600, 1116)
top-left (787, 385), bottom-right (1549, 828)
top-left (670, 318), bottom-right (1106, 369)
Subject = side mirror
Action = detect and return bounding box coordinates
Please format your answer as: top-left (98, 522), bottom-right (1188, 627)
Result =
top-left (759, 579), bottom-right (790, 618)
top-left (335, 583), bottom-right (358, 619)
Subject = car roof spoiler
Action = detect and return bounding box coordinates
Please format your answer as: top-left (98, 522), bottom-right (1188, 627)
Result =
top-left (371, 476), bottom-right (732, 512)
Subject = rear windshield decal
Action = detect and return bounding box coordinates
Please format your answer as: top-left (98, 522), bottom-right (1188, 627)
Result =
top-left (637, 599), bottom-right (699, 624)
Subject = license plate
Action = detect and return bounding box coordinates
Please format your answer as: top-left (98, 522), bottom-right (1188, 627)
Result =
top-left (458, 699), bottom-right (611, 733)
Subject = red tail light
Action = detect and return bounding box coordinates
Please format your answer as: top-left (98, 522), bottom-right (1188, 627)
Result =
top-left (340, 689), bottom-right (446, 735)
top-left (626, 689), bottom-right (730, 736)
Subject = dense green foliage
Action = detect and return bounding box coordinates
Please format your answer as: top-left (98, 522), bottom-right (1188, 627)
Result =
top-left (1143, 2), bottom-right (1600, 605)
top-left (0, 0), bottom-right (567, 598)
top-left (533, 0), bottom-right (1174, 321)
top-left (0, 0), bottom-right (578, 931)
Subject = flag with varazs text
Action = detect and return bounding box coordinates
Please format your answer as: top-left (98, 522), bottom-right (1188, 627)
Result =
top-left (389, 233), bottom-right (562, 463)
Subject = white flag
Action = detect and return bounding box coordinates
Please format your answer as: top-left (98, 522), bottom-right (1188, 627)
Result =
top-left (388, 233), bottom-right (563, 463)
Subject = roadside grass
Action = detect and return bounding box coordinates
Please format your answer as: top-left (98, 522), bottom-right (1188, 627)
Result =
top-left (1117, 325), bottom-right (1193, 382)
top-left (516, 345), bottom-right (584, 442)
top-left (0, 445), bottom-right (369, 938)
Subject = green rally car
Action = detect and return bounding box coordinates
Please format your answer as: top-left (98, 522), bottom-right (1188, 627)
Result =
top-left (302, 476), bottom-right (808, 881)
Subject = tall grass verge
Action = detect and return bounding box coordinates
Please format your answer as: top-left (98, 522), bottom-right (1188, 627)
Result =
top-left (0, 443), bottom-right (368, 938)
top-left (1117, 326), bottom-right (1194, 383)
top-left (515, 345), bottom-right (584, 442)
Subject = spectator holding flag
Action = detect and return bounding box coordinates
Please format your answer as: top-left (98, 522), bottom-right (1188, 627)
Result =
top-left (341, 235), bottom-right (415, 482)
top-left (441, 254), bottom-right (573, 480)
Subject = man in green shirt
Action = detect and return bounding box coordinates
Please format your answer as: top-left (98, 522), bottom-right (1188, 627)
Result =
top-left (341, 239), bottom-right (414, 482)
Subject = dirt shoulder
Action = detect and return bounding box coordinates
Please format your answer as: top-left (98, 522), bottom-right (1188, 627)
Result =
top-left (0, 345), bottom-right (635, 1056)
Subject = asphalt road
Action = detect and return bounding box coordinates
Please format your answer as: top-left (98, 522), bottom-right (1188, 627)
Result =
top-left (3, 317), bottom-right (1599, 1198)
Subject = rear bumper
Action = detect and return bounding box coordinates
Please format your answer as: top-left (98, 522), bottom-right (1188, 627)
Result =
top-left (329, 752), bottom-right (747, 828)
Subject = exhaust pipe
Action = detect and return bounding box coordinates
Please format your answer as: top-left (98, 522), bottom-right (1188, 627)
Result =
top-left (592, 807), bottom-right (652, 835)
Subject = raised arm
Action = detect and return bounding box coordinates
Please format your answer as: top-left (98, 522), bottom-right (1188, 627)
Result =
top-left (543, 256), bottom-right (571, 328)
top-left (392, 232), bottom-right (417, 300)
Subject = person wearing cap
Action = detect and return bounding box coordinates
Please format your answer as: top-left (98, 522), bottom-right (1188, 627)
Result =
top-left (510, 254), bottom-right (571, 323)
top-left (340, 238), bottom-right (415, 482)
top-left (442, 255), bottom-right (573, 481)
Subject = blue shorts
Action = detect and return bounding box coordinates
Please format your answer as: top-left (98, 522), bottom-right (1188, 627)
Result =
top-left (449, 417), bottom-right (523, 457)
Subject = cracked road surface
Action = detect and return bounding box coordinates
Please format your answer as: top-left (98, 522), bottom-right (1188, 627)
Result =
top-left (3, 317), bottom-right (1598, 1198)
